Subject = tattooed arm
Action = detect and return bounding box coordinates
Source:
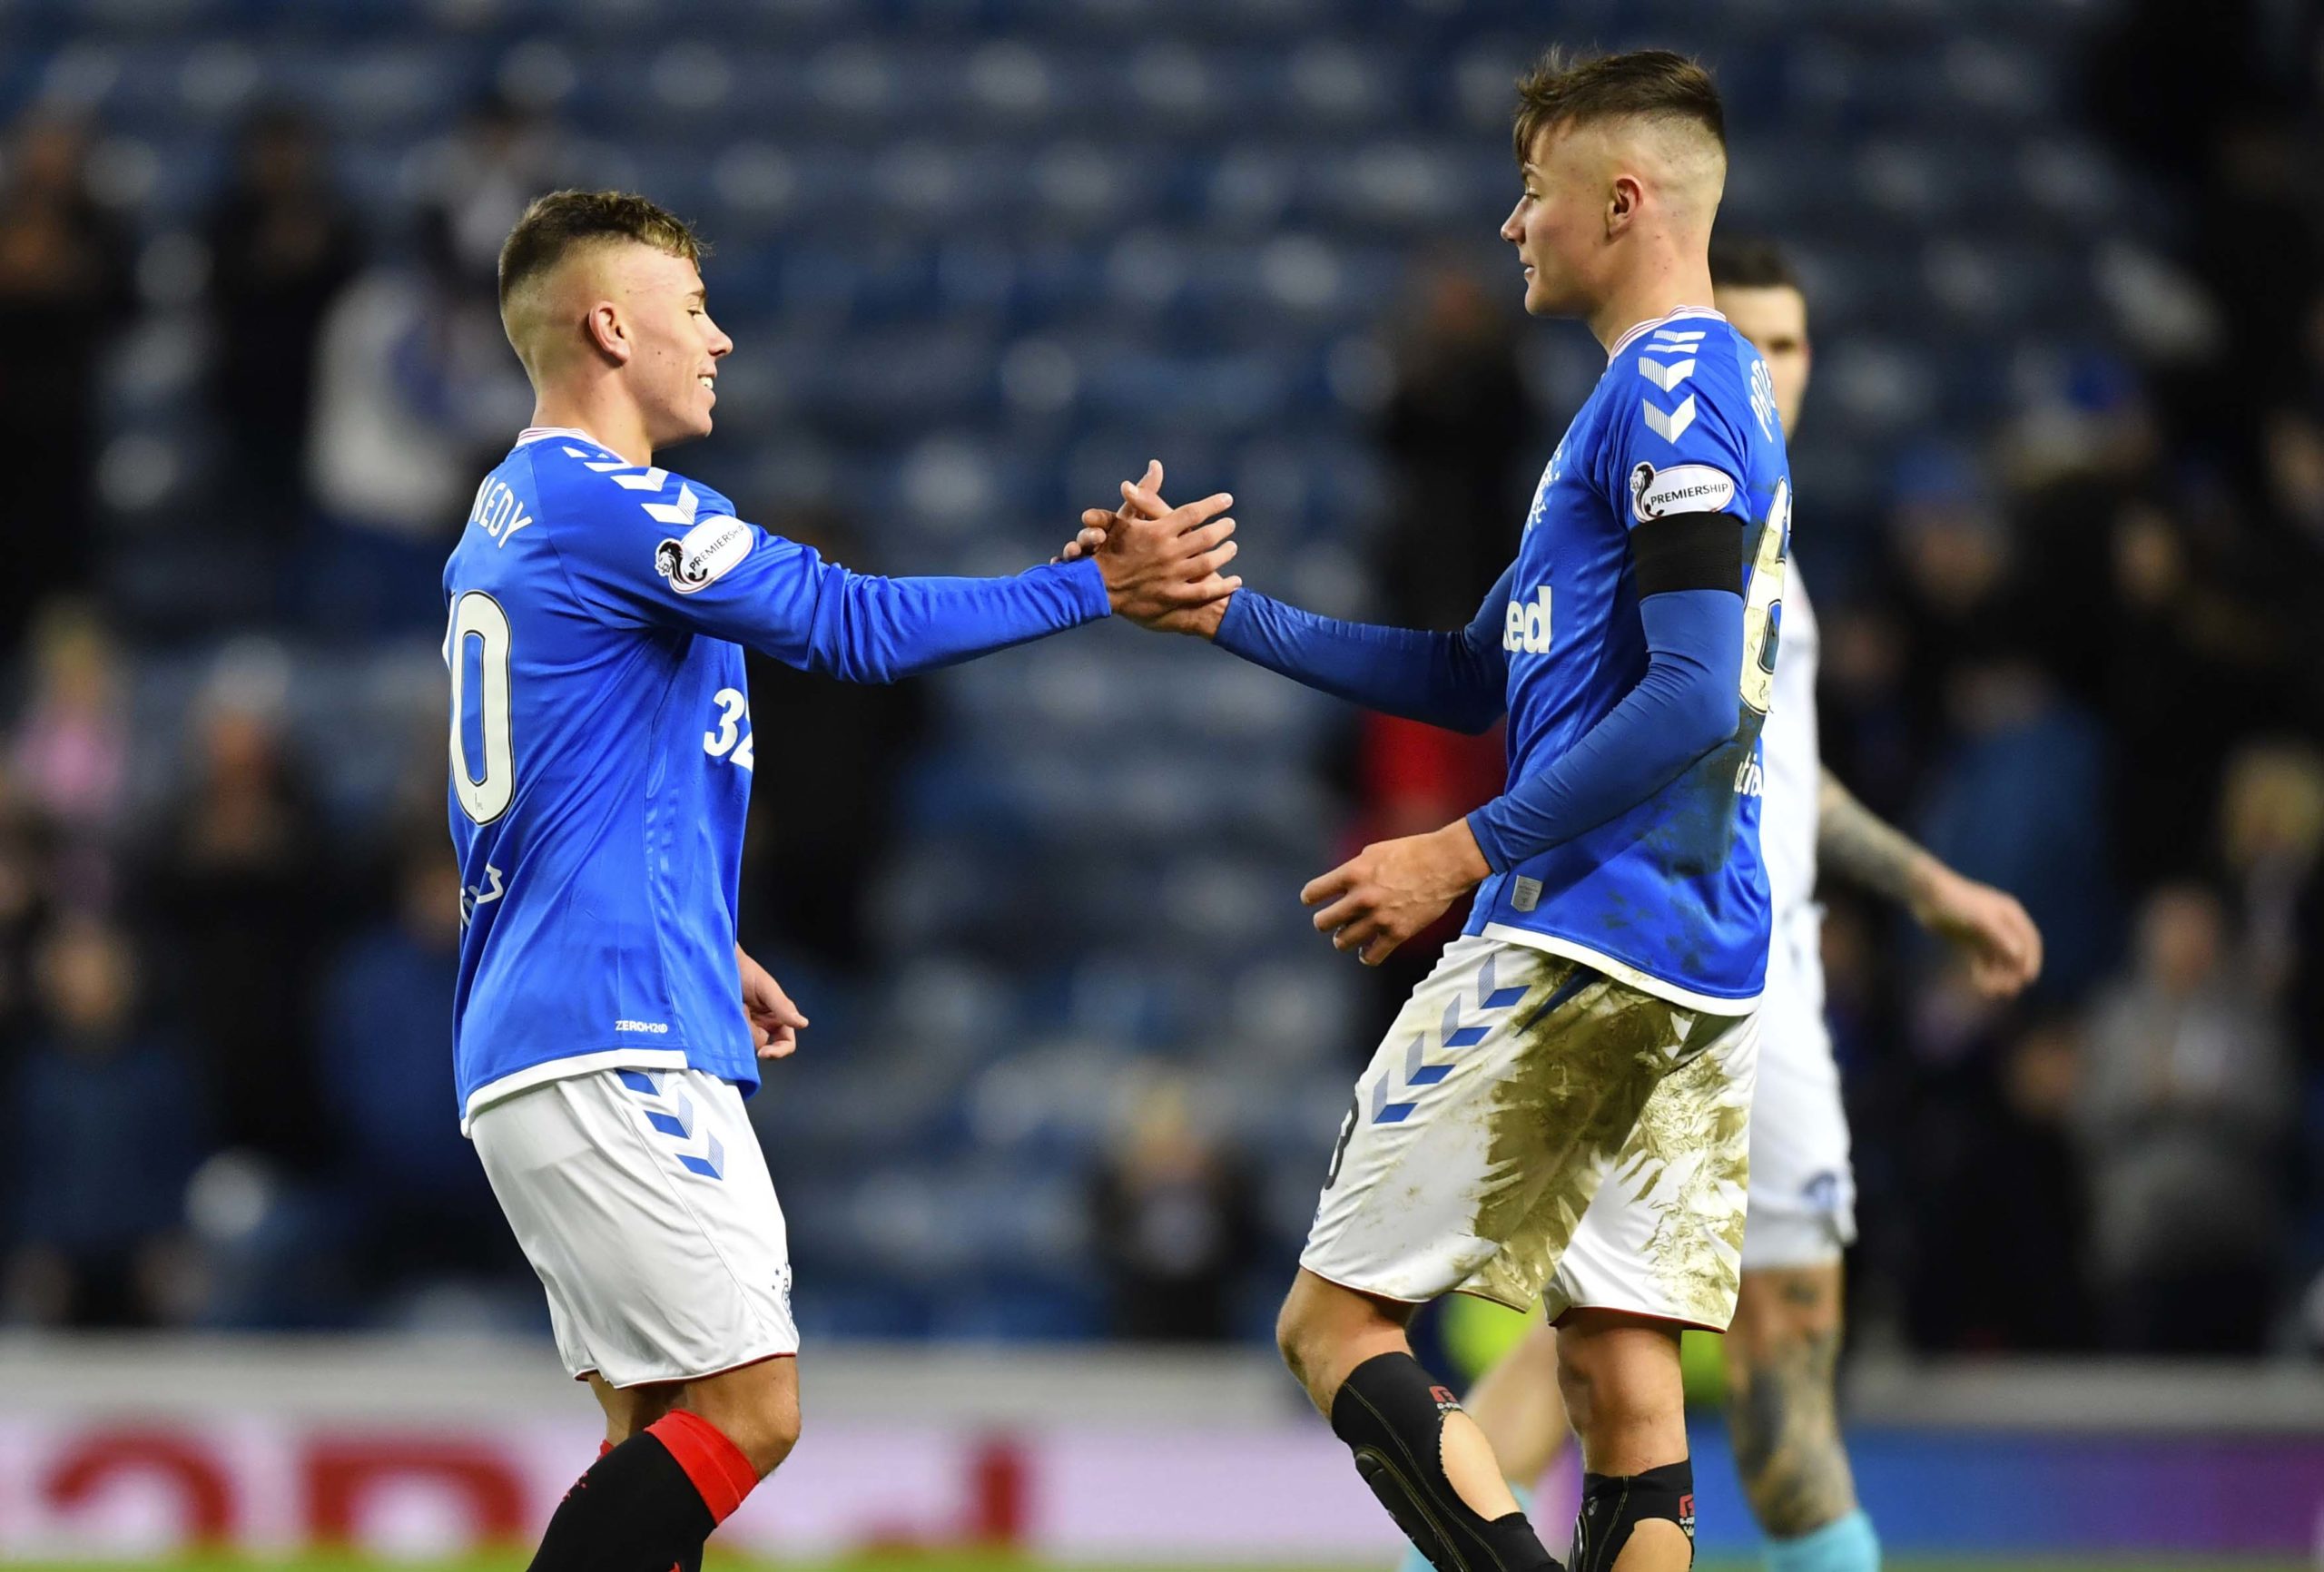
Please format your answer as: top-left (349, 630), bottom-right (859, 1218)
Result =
top-left (1817, 766), bottom-right (2044, 997)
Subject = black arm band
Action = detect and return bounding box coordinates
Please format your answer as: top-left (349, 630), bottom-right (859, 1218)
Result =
top-left (1630, 510), bottom-right (1744, 599)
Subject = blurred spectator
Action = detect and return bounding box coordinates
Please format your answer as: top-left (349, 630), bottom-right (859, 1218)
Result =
top-left (317, 831), bottom-right (510, 1306)
top-left (143, 641), bottom-right (335, 1173)
top-left (10, 599), bottom-right (128, 869)
top-left (1884, 447), bottom-right (2012, 750)
top-left (304, 97), bottom-right (545, 632)
top-left (0, 112), bottom-right (133, 649)
top-left (740, 507), bottom-right (926, 976)
top-left (2075, 884), bottom-right (2293, 1353)
top-left (1088, 1073), bottom-right (1261, 1341)
top-left (1373, 261), bottom-right (1538, 630)
top-left (1898, 1015), bottom-right (2093, 1352)
top-left (307, 221), bottom-right (529, 544)
top-left (203, 104), bottom-right (362, 549)
top-left (2219, 742), bottom-right (2324, 1030)
top-left (420, 93), bottom-right (576, 289)
top-left (1352, 263), bottom-right (1530, 1026)
top-left (0, 771), bottom-right (53, 1046)
top-left (1917, 651), bottom-right (2117, 999)
top-left (4, 915), bottom-right (201, 1327)
top-left (2095, 500), bottom-right (2288, 887)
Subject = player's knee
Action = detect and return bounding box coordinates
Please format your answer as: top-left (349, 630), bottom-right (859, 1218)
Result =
top-left (1553, 1338), bottom-right (1599, 1437)
top-left (724, 1396), bottom-right (800, 1479)
top-left (1555, 1331), bottom-right (1681, 1463)
top-left (684, 1372), bottom-right (802, 1479)
top-left (1275, 1292), bottom-right (1321, 1390)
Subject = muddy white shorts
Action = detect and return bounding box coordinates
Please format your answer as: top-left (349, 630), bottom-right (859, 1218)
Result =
top-left (1302, 936), bottom-right (1759, 1331)
top-left (1741, 904), bottom-right (1856, 1272)
top-left (469, 1065), bottom-right (797, 1388)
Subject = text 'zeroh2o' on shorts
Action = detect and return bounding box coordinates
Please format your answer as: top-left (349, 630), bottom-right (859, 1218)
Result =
top-left (1301, 936), bottom-right (1759, 1331)
top-left (470, 1065), bottom-right (799, 1389)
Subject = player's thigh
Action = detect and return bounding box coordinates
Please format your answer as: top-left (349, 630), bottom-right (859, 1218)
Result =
top-left (1303, 938), bottom-right (1697, 1310)
top-left (471, 1067), bottom-right (798, 1389)
top-left (1726, 1262), bottom-right (1844, 1379)
top-left (1540, 1007), bottom-right (1758, 1332)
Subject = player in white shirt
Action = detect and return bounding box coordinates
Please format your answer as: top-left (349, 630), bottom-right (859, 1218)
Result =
top-left (1389, 239), bottom-right (2043, 1572)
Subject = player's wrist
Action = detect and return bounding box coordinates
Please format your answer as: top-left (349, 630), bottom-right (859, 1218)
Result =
top-left (1904, 855), bottom-right (1953, 923)
top-left (1433, 818), bottom-right (1492, 889)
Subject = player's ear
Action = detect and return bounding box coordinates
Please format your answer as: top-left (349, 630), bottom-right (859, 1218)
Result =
top-left (584, 300), bottom-right (632, 365)
top-left (1605, 173), bottom-right (1642, 238)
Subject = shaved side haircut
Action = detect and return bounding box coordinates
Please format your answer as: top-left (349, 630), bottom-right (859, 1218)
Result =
top-left (1511, 46), bottom-right (1726, 161)
top-left (498, 189), bottom-right (705, 317)
top-left (497, 189), bottom-right (708, 374)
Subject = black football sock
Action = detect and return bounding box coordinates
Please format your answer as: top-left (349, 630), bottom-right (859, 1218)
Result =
top-left (1330, 1352), bottom-right (1565, 1572)
top-left (1569, 1460), bottom-right (1695, 1572)
top-left (528, 1411), bottom-right (755, 1572)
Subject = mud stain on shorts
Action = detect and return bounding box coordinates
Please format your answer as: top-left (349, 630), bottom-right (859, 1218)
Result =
top-left (1458, 960), bottom-right (1698, 1310)
top-left (1620, 1046), bottom-right (1752, 1325)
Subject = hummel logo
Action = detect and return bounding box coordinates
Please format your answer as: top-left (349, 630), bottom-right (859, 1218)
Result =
top-left (643, 483), bottom-right (702, 529)
top-left (585, 459), bottom-right (671, 492)
top-left (1639, 356), bottom-right (1697, 392)
top-left (1642, 394), bottom-right (1698, 443)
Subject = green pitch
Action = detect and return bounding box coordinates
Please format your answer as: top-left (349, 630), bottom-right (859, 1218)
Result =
top-left (0, 1554), bottom-right (2304, 1572)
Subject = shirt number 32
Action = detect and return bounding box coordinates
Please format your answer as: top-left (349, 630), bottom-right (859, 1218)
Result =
top-left (704, 687), bottom-right (755, 771)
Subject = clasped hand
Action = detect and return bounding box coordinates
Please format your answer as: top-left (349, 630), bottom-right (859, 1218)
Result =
top-left (1063, 459), bottom-right (1242, 628)
top-left (1057, 461), bottom-right (1239, 637)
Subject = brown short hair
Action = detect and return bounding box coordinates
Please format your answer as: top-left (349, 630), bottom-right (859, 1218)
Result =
top-left (497, 189), bottom-right (706, 313)
top-left (1512, 47), bottom-right (1724, 162)
top-left (1709, 233), bottom-right (1799, 293)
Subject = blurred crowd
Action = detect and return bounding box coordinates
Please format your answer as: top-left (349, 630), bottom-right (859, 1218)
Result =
top-left (0, 0), bottom-right (2318, 1363)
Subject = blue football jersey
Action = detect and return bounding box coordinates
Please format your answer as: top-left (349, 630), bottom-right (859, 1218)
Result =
top-left (445, 427), bottom-right (1110, 1122)
top-left (1462, 309), bottom-right (1792, 1010)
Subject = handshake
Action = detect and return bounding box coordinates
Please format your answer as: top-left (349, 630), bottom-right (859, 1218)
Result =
top-left (1057, 460), bottom-right (1240, 638)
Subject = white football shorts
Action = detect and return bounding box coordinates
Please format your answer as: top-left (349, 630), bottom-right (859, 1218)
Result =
top-left (1303, 935), bottom-right (1759, 1332)
top-left (1741, 902), bottom-right (1857, 1272)
top-left (470, 1065), bottom-right (798, 1388)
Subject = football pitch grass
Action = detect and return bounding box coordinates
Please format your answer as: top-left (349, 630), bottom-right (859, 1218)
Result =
top-left (0, 1554), bottom-right (2305, 1572)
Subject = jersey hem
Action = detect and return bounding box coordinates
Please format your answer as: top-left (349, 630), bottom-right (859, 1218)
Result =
top-left (1476, 922), bottom-right (1761, 1015)
top-left (460, 1046), bottom-right (691, 1133)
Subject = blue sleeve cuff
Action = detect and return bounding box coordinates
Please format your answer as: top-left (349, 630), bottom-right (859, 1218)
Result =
top-left (1048, 554), bottom-right (1112, 619)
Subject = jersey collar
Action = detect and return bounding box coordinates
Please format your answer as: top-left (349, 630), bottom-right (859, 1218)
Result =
top-left (516, 425), bottom-right (606, 449)
top-left (1607, 306), bottom-right (1726, 363)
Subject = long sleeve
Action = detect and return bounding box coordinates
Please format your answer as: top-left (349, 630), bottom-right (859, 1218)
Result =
top-left (772, 550), bottom-right (1111, 683)
top-left (1209, 565), bottom-right (1512, 734)
top-left (538, 452), bottom-right (1113, 682)
top-left (1465, 586), bottom-right (1741, 870)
